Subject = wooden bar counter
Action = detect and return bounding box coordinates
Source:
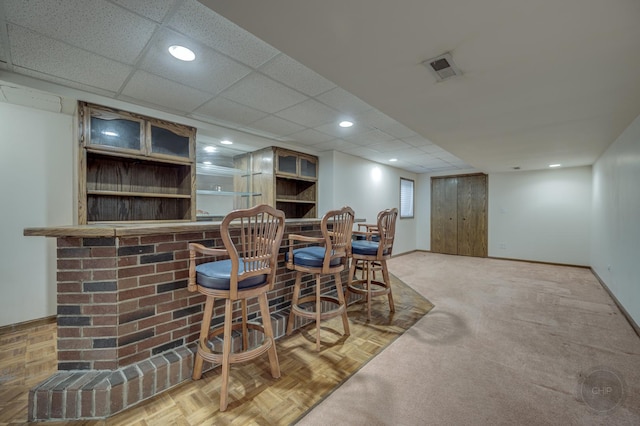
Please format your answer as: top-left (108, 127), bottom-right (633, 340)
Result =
top-left (24, 218), bottom-right (350, 421)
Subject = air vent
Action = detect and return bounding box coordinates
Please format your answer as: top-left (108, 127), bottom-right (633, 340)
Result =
top-left (422, 52), bottom-right (461, 82)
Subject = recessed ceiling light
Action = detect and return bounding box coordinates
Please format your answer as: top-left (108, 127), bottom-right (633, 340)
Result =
top-left (203, 161), bottom-right (212, 165)
top-left (220, 140), bottom-right (233, 145)
top-left (339, 120), bottom-right (354, 128)
top-left (389, 158), bottom-right (398, 162)
top-left (549, 164), bottom-right (562, 168)
top-left (204, 146), bottom-right (216, 153)
top-left (168, 45), bottom-right (195, 61)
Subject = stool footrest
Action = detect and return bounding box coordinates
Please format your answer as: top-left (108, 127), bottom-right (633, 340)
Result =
top-left (197, 322), bottom-right (273, 365)
top-left (347, 279), bottom-right (392, 298)
top-left (291, 295), bottom-right (346, 321)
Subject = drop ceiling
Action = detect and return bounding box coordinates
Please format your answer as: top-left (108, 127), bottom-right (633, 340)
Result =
top-left (2, 0), bottom-right (639, 174)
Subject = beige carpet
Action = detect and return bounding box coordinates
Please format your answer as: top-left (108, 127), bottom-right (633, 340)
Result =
top-left (298, 252), bottom-right (640, 425)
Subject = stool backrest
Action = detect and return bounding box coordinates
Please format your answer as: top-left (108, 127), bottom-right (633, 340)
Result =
top-left (377, 208), bottom-right (398, 258)
top-left (320, 206), bottom-right (355, 272)
top-left (221, 204), bottom-right (286, 299)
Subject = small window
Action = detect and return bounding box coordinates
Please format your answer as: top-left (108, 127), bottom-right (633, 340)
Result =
top-left (400, 178), bottom-right (414, 219)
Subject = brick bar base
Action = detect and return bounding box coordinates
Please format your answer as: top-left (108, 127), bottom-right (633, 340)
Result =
top-left (25, 219), bottom-right (360, 421)
top-left (29, 291), bottom-right (358, 421)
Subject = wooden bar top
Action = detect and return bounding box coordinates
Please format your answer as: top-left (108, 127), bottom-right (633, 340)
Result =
top-left (23, 218), bottom-right (331, 238)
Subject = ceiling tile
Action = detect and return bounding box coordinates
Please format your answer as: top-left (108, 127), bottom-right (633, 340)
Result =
top-left (316, 87), bottom-right (373, 116)
top-left (402, 135), bottom-right (435, 147)
top-left (340, 146), bottom-right (380, 158)
top-left (244, 115), bottom-right (305, 137)
top-left (313, 121), bottom-right (370, 138)
top-left (418, 159), bottom-right (456, 168)
top-left (435, 152), bottom-right (465, 162)
top-left (346, 129), bottom-right (395, 146)
top-left (259, 54), bottom-right (336, 96)
top-left (139, 28), bottom-right (251, 94)
top-left (429, 166), bottom-right (460, 172)
top-left (387, 147), bottom-right (425, 161)
top-left (354, 108), bottom-right (398, 130)
top-left (276, 98), bottom-right (339, 128)
top-left (4, 0), bottom-right (156, 64)
top-left (287, 128), bottom-right (335, 145)
top-left (113, 0), bottom-right (176, 23)
top-left (367, 139), bottom-right (413, 153)
top-left (376, 121), bottom-right (419, 139)
top-left (169, 1), bottom-right (279, 68)
top-left (313, 139), bottom-right (360, 152)
top-left (420, 144), bottom-right (450, 155)
top-left (360, 151), bottom-right (397, 164)
top-left (8, 24), bottom-right (132, 92)
top-left (405, 165), bottom-right (435, 173)
top-left (403, 153), bottom-right (440, 164)
top-left (11, 68), bottom-right (118, 98)
top-left (120, 70), bottom-right (213, 113)
top-left (220, 72), bottom-right (307, 114)
top-left (194, 97), bottom-right (268, 126)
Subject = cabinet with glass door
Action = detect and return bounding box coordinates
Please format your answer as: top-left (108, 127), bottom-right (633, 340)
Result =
top-left (78, 102), bottom-right (196, 223)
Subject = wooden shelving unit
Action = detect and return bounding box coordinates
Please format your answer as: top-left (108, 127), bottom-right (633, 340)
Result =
top-left (234, 147), bottom-right (318, 219)
top-left (78, 102), bottom-right (196, 224)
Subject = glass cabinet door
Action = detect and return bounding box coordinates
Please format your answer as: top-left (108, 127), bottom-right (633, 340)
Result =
top-left (150, 124), bottom-right (190, 159)
top-left (277, 152), bottom-right (298, 175)
top-left (89, 111), bottom-right (142, 151)
top-left (299, 156), bottom-right (317, 179)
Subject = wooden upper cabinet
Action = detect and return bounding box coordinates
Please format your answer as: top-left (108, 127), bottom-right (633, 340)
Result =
top-left (235, 147), bottom-right (318, 219)
top-left (82, 102), bottom-right (193, 162)
top-left (86, 107), bottom-right (144, 152)
top-left (275, 149), bottom-right (317, 180)
top-left (78, 102), bottom-right (196, 224)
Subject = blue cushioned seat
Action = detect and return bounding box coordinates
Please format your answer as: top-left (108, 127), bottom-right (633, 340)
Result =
top-left (355, 234), bottom-right (380, 242)
top-left (351, 240), bottom-right (388, 256)
top-left (195, 259), bottom-right (267, 290)
top-left (285, 246), bottom-right (341, 268)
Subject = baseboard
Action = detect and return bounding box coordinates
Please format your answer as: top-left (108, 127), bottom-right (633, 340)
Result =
top-left (0, 315), bottom-right (57, 336)
top-left (393, 249), bottom-right (429, 258)
top-left (591, 268), bottom-right (640, 339)
top-left (487, 256), bottom-right (590, 269)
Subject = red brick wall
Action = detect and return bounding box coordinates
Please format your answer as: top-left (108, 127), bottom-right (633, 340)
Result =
top-left (33, 221), bottom-right (355, 420)
top-left (55, 222), bottom-right (331, 370)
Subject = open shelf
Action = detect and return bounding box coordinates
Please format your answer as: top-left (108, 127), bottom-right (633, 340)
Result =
top-left (79, 102), bottom-right (196, 223)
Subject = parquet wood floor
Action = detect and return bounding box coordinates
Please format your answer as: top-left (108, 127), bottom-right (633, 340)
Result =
top-left (0, 275), bottom-right (433, 425)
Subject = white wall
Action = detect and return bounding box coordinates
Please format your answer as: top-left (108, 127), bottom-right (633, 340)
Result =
top-left (591, 114), bottom-right (640, 325)
top-left (319, 151), bottom-right (417, 255)
top-left (416, 167), bottom-right (592, 266)
top-left (489, 167), bottom-right (592, 265)
top-left (0, 102), bottom-right (74, 326)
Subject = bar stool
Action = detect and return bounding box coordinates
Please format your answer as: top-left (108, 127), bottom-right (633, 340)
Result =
top-left (286, 206), bottom-right (355, 351)
top-left (188, 204), bottom-right (285, 411)
top-left (353, 216), bottom-right (381, 281)
top-left (347, 208), bottom-right (398, 320)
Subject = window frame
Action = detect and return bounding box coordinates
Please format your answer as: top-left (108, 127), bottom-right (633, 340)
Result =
top-left (399, 177), bottom-right (415, 219)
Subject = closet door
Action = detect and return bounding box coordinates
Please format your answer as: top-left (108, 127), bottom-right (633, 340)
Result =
top-left (457, 175), bottom-right (488, 257)
top-left (431, 177), bottom-right (458, 254)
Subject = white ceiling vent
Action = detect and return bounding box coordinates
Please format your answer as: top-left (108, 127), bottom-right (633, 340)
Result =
top-left (422, 52), bottom-right (461, 82)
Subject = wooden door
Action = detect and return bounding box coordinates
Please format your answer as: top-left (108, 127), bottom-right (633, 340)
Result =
top-left (431, 177), bottom-right (458, 254)
top-left (457, 175), bottom-right (488, 257)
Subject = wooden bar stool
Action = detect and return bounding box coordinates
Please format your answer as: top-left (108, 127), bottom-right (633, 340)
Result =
top-left (347, 208), bottom-right (398, 320)
top-left (286, 206), bottom-right (355, 351)
top-left (353, 217), bottom-right (381, 281)
top-left (188, 204), bottom-right (285, 411)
